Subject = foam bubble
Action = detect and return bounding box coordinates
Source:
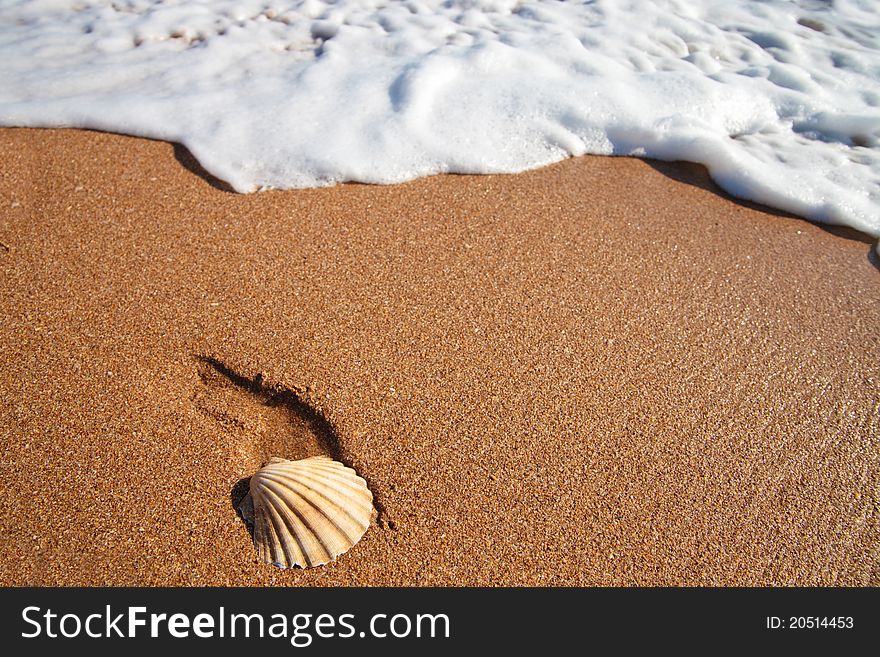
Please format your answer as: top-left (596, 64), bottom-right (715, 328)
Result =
top-left (1, 0), bottom-right (878, 236)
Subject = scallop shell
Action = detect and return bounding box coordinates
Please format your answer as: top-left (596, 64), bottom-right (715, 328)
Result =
top-left (241, 456), bottom-right (374, 569)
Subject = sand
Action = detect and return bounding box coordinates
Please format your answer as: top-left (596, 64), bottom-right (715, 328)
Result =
top-left (0, 127), bottom-right (877, 586)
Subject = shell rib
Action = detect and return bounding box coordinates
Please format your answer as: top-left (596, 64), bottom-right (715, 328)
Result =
top-left (243, 456), bottom-right (374, 569)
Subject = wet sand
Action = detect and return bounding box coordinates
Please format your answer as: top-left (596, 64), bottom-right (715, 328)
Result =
top-left (0, 127), bottom-right (877, 586)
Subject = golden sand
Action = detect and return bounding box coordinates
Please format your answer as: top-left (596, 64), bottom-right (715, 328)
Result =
top-left (0, 128), bottom-right (877, 585)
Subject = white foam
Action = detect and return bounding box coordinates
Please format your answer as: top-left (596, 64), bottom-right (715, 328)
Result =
top-left (1, 0), bottom-right (878, 236)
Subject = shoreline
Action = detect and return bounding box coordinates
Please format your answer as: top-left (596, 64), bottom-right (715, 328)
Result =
top-left (1, 127), bottom-right (877, 586)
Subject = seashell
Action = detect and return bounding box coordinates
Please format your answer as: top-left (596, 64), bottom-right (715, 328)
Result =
top-left (240, 456), bottom-right (374, 569)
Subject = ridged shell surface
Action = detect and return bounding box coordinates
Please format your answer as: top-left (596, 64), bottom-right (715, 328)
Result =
top-left (245, 456), bottom-right (374, 568)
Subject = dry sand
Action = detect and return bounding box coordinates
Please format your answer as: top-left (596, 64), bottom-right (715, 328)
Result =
top-left (0, 127), bottom-right (877, 586)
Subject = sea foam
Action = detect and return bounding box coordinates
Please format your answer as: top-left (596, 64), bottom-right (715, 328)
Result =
top-left (1, 0), bottom-right (878, 236)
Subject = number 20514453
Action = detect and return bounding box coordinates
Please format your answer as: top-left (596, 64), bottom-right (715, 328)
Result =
top-left (766, 616), bottom-right (854, 630)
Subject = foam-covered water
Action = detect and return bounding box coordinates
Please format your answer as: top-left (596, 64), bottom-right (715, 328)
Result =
top-left (1, 1), bottom-right (879, 236)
